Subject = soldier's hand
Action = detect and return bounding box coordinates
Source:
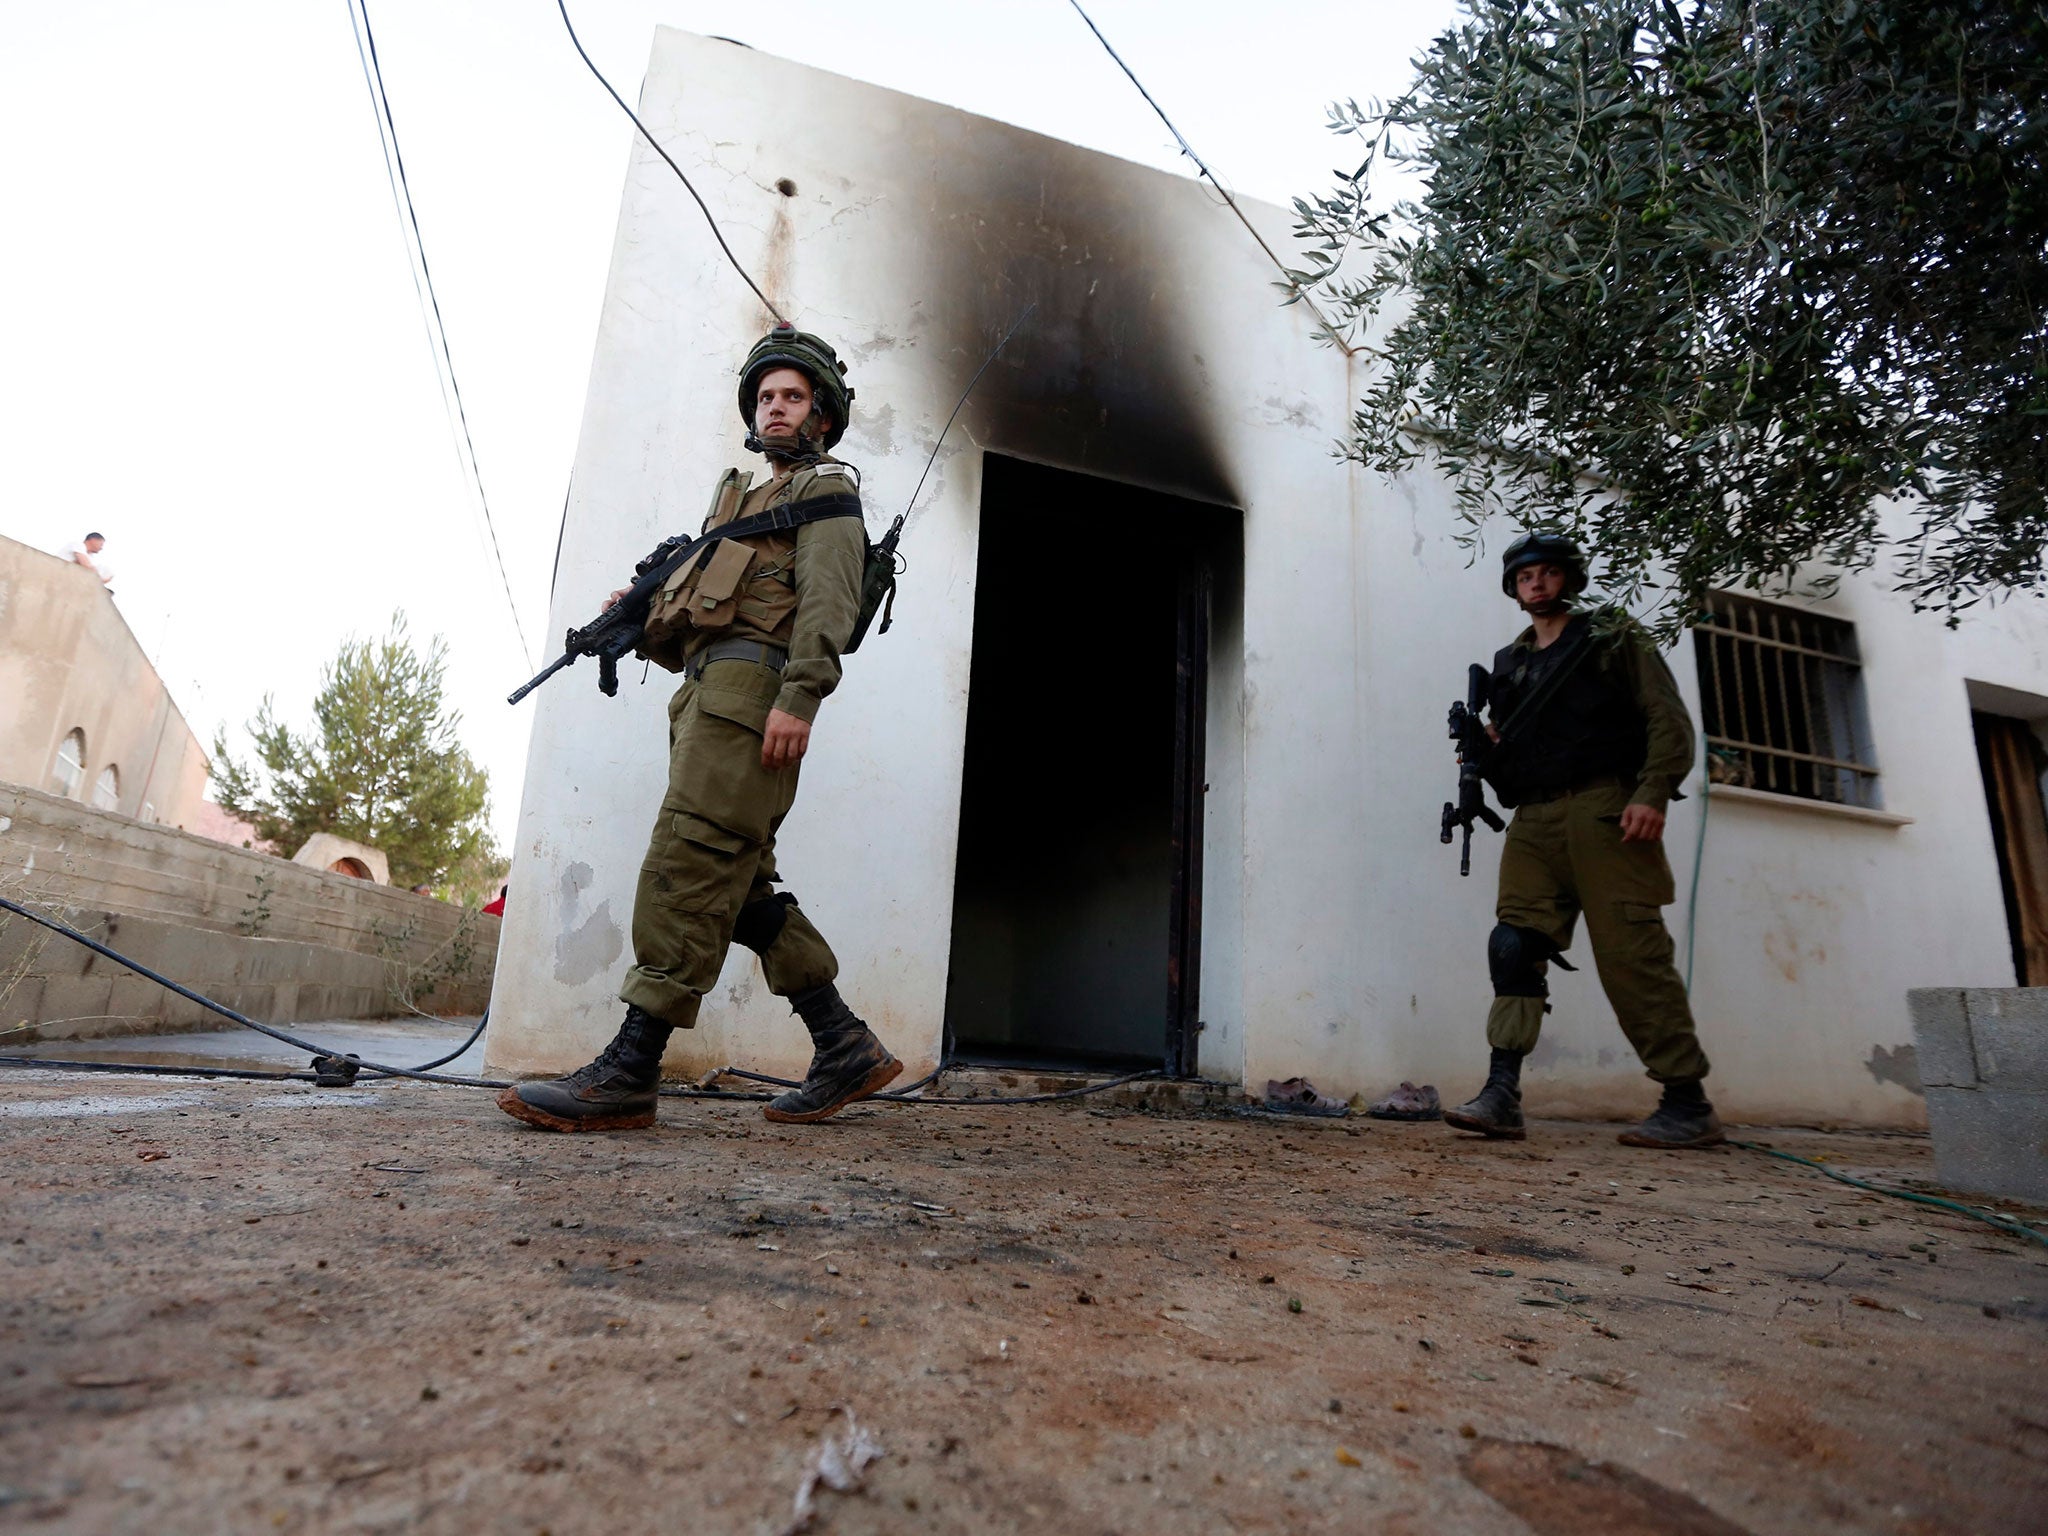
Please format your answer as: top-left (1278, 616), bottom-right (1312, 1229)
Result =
top-left (762, 708), bottom-right (811, 771)
top-left (605, 586), bottom-right (630, 609)
top-left (1619, 803), bottom-right (1665, 843)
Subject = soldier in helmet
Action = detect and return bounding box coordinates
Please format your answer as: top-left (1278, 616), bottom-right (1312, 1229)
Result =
top-left (499, 324), bottom-right (900, 1132)
top-left (1443, 532), bottom-right (1722, 1149)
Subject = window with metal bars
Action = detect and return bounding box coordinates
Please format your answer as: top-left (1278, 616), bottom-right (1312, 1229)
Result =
top-left (1693, 593), bottom-right (1880, 808)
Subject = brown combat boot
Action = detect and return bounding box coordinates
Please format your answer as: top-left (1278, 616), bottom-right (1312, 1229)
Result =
top-left (1443, 1047), bottom-right (1527, 1140)
top-left (763, 984), bottom-right (901, 1124)
top-left (1618, 1079), bottom-right (1724, 1149)
top-left (497, 1005), bottom-right (671, 1132)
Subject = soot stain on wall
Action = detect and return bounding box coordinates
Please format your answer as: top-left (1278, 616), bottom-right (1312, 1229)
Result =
top-left (908, 119), bottom-right (1241, 511)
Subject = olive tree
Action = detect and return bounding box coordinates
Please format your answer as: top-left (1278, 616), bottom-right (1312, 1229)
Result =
top-left (1289, 0), bottom-right (2046, 626)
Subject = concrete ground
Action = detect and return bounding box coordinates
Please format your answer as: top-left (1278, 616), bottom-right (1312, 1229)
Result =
top-left (1, 1058), bottom-right (2044, 1535)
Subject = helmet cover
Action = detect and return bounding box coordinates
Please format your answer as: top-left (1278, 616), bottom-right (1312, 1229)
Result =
top-left (737, 324), bottom-right (854, 450)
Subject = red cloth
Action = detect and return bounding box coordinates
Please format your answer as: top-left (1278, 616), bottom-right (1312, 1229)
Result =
top-left (482, 895), bottom-right (506, 917)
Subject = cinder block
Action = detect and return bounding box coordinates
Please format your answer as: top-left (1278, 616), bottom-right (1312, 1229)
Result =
top-left (1923, 1085), bottom-right (2048, 1205)
top-left (1908, 989), bottom-right (1980, 1088)
top-left (1965, 989), bottom-right (2048, 1093)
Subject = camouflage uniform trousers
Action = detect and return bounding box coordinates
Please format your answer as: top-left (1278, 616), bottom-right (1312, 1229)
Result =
top-left (618, 658), bottom-right (838, 1027)
top-left (1486, 779), bottom-right (1710, 1083)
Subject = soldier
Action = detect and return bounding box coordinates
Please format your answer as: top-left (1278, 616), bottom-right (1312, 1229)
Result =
top-left (498, 325), bottom-right (900, 1132)
top-left (1443, 532), bottom-right (1722, 1149)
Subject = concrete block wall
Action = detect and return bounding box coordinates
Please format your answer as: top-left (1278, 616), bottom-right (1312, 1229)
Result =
top-left (0, 782), bottom-right (497, 1040)
top-left (1908, 988), bottom-right (2048, 1205)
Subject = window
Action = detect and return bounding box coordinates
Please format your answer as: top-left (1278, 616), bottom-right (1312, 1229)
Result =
top-left (92, 764), bottom-right (120, 812)
top-left (1693, 593), bottom-right (1879, 808)
top-left (48, 729), bottom-right (86, 799)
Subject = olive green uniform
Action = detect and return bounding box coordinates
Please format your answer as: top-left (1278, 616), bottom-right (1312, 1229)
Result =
top-left (617, 461), bottom-right (867, 1030)
top-left (1486, 617), bottom-right (1709, 1083)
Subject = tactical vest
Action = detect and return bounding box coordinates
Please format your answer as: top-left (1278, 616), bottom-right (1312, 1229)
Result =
top-left (1487, 614), bottom-right (1648, 804)
top-left (637, 460), bottom-right (861, 673)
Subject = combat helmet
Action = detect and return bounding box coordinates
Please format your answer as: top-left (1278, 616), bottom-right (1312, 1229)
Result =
top-left (1500, 530), bottom-right (1589, 598)
top-left (738, 323), bottom-right (854, 451)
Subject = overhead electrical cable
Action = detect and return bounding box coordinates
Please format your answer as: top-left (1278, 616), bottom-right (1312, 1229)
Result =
top-left (344, 0), bottom-right (534, 669)
top-left (1063, 0), bottom-right (1352, 353)
top-left (554, 0), bottom-right (787, 324)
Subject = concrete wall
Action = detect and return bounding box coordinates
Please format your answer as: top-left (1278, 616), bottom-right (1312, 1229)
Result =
top-left (1910, 987), bottom-right (2048, 1203)
top-left (487, 30), bottom-right (2044, 1129)
top-left (0, 535), bottom-right (211, 828)
top-left (1, 782), bottom-right (497, 1039)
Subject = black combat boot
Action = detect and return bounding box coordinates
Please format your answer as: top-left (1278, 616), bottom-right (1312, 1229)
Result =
top-left (497, 1005), bottom-right (672, 1132)
top-left (764, 984), bottom-right (901, 1124)
top-left (1442, 1047), bottom-right (1527, 1140)
top-left (1618, 1078), bottom-right (1724, 1149)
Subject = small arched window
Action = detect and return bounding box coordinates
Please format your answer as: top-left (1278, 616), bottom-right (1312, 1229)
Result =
top-left (92, 764), bottom-right (120, 812)
top-left (49, 730), bottom-right (86, 799)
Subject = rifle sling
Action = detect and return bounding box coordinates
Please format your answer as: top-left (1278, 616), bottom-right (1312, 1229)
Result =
top-left (643, 492), bottom-right (866, 584)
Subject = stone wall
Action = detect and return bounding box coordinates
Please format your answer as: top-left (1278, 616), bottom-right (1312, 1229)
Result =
top-left (0, 782), bottom-right (497, 1041)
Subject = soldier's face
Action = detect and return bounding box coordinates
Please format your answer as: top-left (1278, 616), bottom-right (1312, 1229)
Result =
top-left (1516, 561), bottom-right (1568, 610)
top-left (755, 368), bottom-right (816, 439)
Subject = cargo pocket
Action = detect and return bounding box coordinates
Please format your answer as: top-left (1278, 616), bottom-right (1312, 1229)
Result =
top-left (668, 678), bottom-right (787, 842)
top-left (642, 812), bottom-right (749, 913)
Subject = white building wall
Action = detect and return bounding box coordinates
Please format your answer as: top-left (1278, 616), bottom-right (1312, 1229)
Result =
top-left (490, 29), bottom-right (2040, 1129)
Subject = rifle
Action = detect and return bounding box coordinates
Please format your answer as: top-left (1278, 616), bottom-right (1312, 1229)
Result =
top-left (1440, 663), bottom-right (1505, 876)
top-left (506, 496), bottom-right (862, 706)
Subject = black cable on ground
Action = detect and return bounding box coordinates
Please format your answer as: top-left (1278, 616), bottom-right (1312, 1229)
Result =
top-left (1732, 1139), bottom-right (2048, 1250)
top-left (0, 1057), bottom-right (317, 1084)
top-left (0, 897), bottom-right (509, 1090)
top-left (555, 0), bottom-right (786, 324)
top-left (0, 896), bottom-right (1197, 1110)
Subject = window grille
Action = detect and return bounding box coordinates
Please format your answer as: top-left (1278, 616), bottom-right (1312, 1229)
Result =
top-left (1693, 593), bottom-right (1879, 808)
top-left (48, 729), bottom-right (86, 799)
top-left (92, 764), bottom-right (120, 812)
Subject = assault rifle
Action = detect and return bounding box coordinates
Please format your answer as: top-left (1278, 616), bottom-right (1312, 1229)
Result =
top-left (1440, 663), bottom-right (1505, 877)
top-left (506, 497), bottom-right (862, 705)
top-left (1439, 621), bottom-right (1606, 874)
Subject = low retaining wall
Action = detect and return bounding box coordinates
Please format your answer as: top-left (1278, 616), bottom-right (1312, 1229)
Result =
top-left (0, 782), bottom-right (497, 1041)
top-left (1908, 987), bottom-right (2048, 1205)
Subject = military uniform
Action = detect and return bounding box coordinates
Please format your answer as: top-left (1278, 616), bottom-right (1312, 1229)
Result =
top-left (1445, 531), bottom-right (1722, 1148)
top-left (1483, 612), bottom-right (1708, 1083)
top-left (500, 324), bottom-right (899, 1133)
top-left (620, 461), bottom-right (867, 1030)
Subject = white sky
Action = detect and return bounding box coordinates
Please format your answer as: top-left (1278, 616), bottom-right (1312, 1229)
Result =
top-left (0, 0), bottom-right (1461, 849)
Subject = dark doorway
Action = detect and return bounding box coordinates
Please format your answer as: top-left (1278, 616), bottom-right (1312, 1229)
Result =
top-left (1972, 710), bottom-right (2048, 985)
top-left (944, 455), bottom-right (1237, 1073)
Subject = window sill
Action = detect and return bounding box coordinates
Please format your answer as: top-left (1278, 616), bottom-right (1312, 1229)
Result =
top-left (1706, 782), bottom-right (1914, 828)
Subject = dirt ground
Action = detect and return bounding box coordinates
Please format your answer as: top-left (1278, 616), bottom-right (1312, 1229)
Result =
top-left (2, 1068), bottom-right (2045, 1535)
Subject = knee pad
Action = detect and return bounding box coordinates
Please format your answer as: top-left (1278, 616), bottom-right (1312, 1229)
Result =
top-left (732, 891), bottom-right (799, 955)
top-left (1488, 923), bottom-right (1556, 998)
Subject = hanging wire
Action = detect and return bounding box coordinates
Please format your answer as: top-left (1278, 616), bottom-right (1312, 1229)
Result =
top-left (344, 0), bottom-right (534, 670)
top-left (1064, 1), bottom-right (1351, 352)
top-left (555, 0), bottom-right (787, 324)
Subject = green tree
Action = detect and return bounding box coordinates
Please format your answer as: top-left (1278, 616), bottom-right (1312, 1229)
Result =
top-left (1288, 0), bottom-right (2046, 627)
top-left (212, 614), bottom-right (497, 888)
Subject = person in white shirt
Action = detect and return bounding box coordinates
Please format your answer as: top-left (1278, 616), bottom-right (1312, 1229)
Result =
top-left (59, 532), bottom-right (112, 588)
